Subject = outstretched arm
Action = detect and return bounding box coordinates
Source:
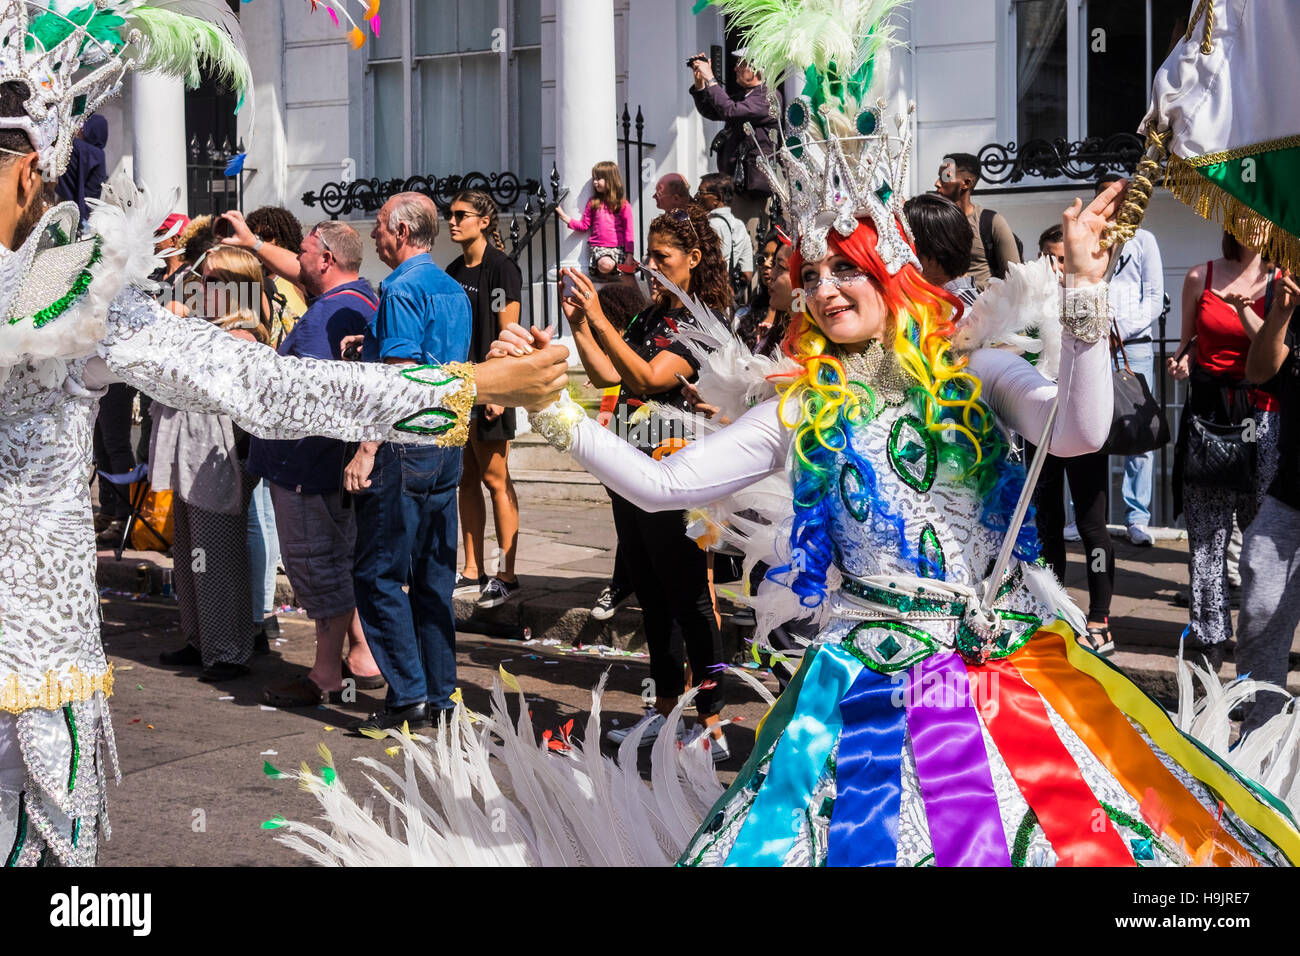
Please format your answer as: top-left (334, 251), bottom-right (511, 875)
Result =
top-left (89, 291), bottom-right (567, 446)
top-left (533, 395), bottom-right (788, 512)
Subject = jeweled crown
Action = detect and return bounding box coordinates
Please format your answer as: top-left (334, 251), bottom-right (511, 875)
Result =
top-left (756, 91), bottom-right (918, 273)
top-left (0, 1), bottom-right (131, 181)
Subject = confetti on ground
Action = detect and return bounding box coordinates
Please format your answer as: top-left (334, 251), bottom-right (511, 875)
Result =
top-left (520, 639), bottom-right (537, 646)
top-left (117, 666), bottom-right (134, 672)
top-left (260, 749), bottom-right (278, 756)
top-left (384, 746), bottom-right (401, 757)
top-left (136, 684), bottom-right (143, 690)
top-left (260, 705), bottom-right (276, 711)
top-left (146, 724), bottom-right (154, 730)
top-left (218, 695), bottom-right (234, 701)
top-left (323, 726), bottom-right (335, 732)
top-left (129, 717), bottom-right (140, 723)
top-left (540, 638), bottom-right (561, 646)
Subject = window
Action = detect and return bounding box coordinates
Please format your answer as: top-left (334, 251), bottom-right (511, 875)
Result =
top-left (1011, 0), bottom-right (1188, 145)
top-left (364, 0), bottom-right (541, 182)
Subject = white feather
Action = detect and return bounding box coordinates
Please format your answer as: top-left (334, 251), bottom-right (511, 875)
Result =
top-left (953, 257), bottom-right (1062, 378)
top-left (274, 677), bottom-right (723, 866)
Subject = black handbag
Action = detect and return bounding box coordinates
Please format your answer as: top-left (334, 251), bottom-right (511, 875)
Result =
top-left (1182, 378), bottom-right (1258, 493)
top-left (1102, 329), bottom-right (1171, 456)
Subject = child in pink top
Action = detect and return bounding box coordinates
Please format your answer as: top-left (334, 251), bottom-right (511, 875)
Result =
top-left (557, 160), bottom-right (634, 276)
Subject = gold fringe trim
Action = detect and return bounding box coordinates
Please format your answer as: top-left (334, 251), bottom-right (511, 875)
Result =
top-left (1165, 153), bottom-right (1300, 275)
top-left (434, 362), bottom-right (476, 449)
top-left (1177, 134), bottom-right (1300, 169)
top-left (0, 664), bottom-right (115, 715)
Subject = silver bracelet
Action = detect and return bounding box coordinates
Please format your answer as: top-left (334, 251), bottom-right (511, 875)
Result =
top-left (252, 238), bottom-right (264, 254)
top-left (1060, 281), bottom-right (1111, 345)
top-left (529, 391), bottom-right (587, 453)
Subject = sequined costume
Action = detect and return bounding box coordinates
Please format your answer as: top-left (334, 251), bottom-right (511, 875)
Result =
top-left (0, 193), bottom-right (474, 866)
top-left (0, 0), bottom-right (468, 866)
top-left (517, 304), bottom-right (1299, 867)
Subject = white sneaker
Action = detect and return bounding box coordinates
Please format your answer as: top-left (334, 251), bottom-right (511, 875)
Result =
top-left (605, 710), bottom-right (684, 747)
top-left (1127, 524), bottom-right (1154, 547)
top-left (1063, 522), bottom-right (1081, 542)
top-left (453, 573), bottom-right (487, 597)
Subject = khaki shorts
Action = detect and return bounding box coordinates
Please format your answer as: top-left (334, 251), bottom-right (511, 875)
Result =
top-left (268, 484), bottom-right (356, 620)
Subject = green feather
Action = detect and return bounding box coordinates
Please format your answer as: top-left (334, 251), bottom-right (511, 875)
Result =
top-left (26, 4), bottom-right (126, 55)
top-left (694, 0), bottom-right (907, 114)
top-left (124, 6), bottom-right (252, 100)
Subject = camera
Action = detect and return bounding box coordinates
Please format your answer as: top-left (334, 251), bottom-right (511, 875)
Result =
top-left (686, 55), bottom-right (707, 69)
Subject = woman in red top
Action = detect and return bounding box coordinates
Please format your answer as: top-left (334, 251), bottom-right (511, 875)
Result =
top-left (1168, 232), bottom-right (1281, 668)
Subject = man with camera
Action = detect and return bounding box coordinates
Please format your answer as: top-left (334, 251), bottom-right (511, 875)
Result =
top-left (688, 49), bottom-right (777, 240)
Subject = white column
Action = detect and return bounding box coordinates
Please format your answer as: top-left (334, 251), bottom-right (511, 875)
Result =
top-left (555, 0), bottom-right (617, 267)
top-left (131, 73), bottom-right (188, 213)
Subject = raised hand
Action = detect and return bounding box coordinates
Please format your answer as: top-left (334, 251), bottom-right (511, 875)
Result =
top-left (220, 209), bottom-right (259, 249)
top-left (1062, 178), bottom-right (1125, 283)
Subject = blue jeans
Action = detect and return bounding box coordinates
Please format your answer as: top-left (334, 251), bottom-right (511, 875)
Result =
top-left (246, 478), bottom-right (280, 625)
top-left (1120, 343), bottom-right (1154, 528)
top-left (352, 442), bottom-right (462, 710)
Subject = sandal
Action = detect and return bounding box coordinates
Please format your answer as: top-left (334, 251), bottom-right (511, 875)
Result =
top-left (1080, 623), bottom-right (1115, 657)
top-left (342, 661), bottom-right (386, 690)
top-left (263, 675), bottom-right (342, 708)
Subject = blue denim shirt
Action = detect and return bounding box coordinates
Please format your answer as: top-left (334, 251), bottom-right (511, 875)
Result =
top-left (363, 253), bottom-right (472, 366)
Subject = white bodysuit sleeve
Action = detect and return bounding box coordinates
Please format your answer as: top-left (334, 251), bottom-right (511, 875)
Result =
top-left (967, 327), bottom-right (1113, 457)
top-left (88, 288), bottom-right (476, 446)
top-left (565, 398), bottom-right (789, 512)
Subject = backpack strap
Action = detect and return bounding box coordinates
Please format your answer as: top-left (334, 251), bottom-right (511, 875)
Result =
top-left (324, 288), bottom-right (378, 311)
top-left (979, 207), bottom-right (999, 278)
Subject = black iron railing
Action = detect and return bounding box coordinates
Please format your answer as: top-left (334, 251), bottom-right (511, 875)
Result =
top-left (187, 135), bottom-right (244, 217)
top-left (976, 134), bottom-right (1147, 194)
top-left (618, 104), bottom-right (656, 257)
top-left (505, 166), bottom-right (569, 337)
top-left (302, 171), bottom-right (539, 221)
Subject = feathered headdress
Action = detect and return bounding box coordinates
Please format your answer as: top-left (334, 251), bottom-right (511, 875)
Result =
top-left (694, 0), bottom-right (917, 272)
top-left (0, 0), bottom-right (380, 182)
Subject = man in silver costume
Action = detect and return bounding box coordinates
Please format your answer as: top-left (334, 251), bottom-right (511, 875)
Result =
top-left (0, 0), bottom-right (567, 865)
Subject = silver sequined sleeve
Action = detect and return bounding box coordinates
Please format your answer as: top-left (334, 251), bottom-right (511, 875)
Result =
top-left (95, 288), bottom-right (475, 445)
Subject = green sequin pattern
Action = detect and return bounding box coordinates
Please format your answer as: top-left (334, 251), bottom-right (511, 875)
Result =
top-left (887, 414), bottom-right (937, 492)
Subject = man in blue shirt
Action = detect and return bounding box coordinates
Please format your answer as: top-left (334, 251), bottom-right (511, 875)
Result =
top-left (246, 221), bottom-right (390, 708)
top-left (343, 192), bottom-right (472, 731)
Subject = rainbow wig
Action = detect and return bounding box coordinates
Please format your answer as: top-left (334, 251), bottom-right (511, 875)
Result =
top-left (770, 216), bottom-right (1039, 607)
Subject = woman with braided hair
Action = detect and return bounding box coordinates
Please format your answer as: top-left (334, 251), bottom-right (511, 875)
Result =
top-left (447, 190), bottom-right (525, 608)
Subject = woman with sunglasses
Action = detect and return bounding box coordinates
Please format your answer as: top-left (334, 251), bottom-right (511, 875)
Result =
top-left (446, 191), bottom-right (525, 608)
top-left (557, 205), bottom-right (733, 762)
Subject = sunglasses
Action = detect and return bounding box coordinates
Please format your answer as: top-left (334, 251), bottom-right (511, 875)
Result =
top-left (667, 208), bottom-right (699, 243)
top-left (448, 210), bottom-right (482, 223)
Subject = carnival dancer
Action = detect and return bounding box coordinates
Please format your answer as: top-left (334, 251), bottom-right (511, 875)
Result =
top-left (0, 0), bottom-right (568, 867)
top-left (276, 0), bottom-right (1300, 867)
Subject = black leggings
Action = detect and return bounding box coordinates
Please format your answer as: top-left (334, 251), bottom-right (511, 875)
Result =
top-left (1027, 444), bottom-right (1114, 622)
top-left (609, 492), bottom-right (726, 716)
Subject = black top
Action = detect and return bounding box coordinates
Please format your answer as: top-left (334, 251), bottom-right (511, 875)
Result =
top-left (610, 302), bottom-right (710, 455)
top-left (447, 243), bottom-right (523, 364)
top-left (1265, 318), bottom-right (1300, 512)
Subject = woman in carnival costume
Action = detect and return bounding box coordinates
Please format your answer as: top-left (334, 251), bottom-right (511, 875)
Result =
top-left (278, 0), bottom-right (1300, 869)
top-left (0, 0), bottom-right (567, 867)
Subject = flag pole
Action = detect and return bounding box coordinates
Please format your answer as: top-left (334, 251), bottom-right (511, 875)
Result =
top-left (977, 129), bottom-right (1171, 620)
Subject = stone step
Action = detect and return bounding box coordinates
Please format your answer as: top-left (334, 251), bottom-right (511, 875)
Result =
top-left (510, 469), bottom-right (609, 503)
top-left (509, 432), bottom-right (586, 472)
